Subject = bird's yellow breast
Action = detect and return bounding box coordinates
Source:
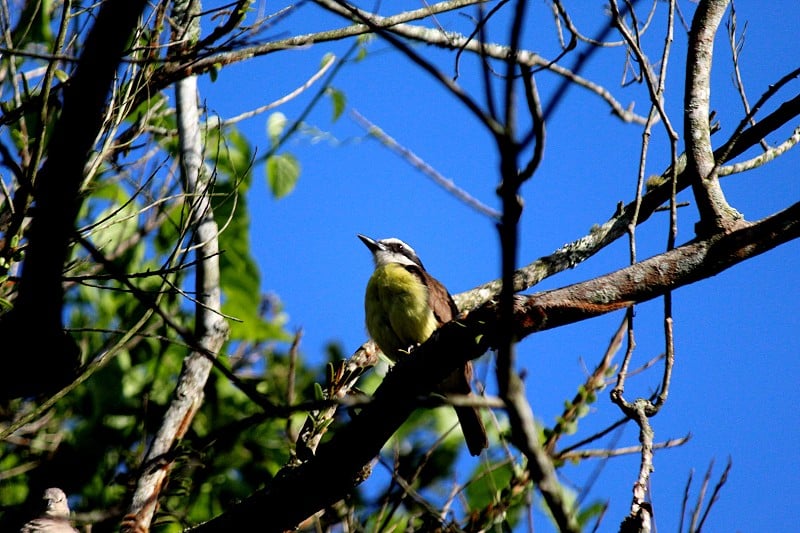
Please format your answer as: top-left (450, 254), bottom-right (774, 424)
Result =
top-left (365, 263), bottom-right (437, 361)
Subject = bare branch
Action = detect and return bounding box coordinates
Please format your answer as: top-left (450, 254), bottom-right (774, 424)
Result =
top-left (715, 66), bottom-right (800, 168)
top-left (455, 89), bottom-right (800, 313)
top-left (220, 54), bottom-right (335, 126)
top-left (684, 0), bottom-right (743, 235)
top-left (615, 400), bottom-right (656, 532)
top-left (726, 3), bottom-right (768, 150)
top-left (318, 0), bottom-right (504, 139)
top-left (560, 434), bottom-right (690, 461)
top-left (696, 457), bottom-right (733, 531)
top-left (314, 0), bottom-right (649, 125)
top-left (717, 125), bottom-right (800, 176)
top-left (610, 0), bottom-right (678, 141)
top-left (518, 63), bottom-right (545, 181)
top-left (499, 204), bottom-right (800, 342)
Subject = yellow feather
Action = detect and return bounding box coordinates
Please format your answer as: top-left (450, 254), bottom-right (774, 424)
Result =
top-left (365, 263), bottom-right (437, 361)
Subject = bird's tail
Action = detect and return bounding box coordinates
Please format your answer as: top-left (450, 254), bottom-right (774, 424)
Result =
top-left (455, 404), bottom-right (488, 456)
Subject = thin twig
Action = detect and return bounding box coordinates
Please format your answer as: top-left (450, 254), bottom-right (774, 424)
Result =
top-left (285, 329), bottom-right (302, 442)
top-left (350, 108), bottom-right (500, 219)
top-left (544, 315), bottom-right (627, 454)
top-left (696, 457), bottom-right (732, 531)
top-left (714, 66), bottom-right (800, 173)
top-left (220, 53), bottom-right (335, 126)
top-left (726, 3), bottom-right (769, 151)
top-left (717, 125), bottom-right (800, 176)
top-left (560, 434), bottom-right (690, 461)
top-left (321, 0), bottom-right (504, 139)
top-left (679, 468), bottom-right (694, 533)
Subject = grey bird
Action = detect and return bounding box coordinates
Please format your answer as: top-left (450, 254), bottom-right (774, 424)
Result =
top-left (20, 488), bottom-right (78, 533)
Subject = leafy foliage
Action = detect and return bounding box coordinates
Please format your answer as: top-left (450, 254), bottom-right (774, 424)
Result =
top-left (266, 152), bottom-right (301, 199)
top-left (0, 4), bottom-right (295, 524)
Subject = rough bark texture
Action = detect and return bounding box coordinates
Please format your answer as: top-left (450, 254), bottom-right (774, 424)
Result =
top-left (685, 0), bottom-right (743, 235)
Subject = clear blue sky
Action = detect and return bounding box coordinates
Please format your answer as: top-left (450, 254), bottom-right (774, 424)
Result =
top-left (199, 1), bottom-right (799, 530)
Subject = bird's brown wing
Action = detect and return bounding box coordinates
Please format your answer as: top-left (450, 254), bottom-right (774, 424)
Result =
top-left (405, 264), bottom-right (459, 325)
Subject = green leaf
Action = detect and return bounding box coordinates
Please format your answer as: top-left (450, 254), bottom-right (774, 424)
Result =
top-left (325, 87), bottom-right (346, 122)
top-left (465, 460), bottom-right (515, 509)
top-left (266, 153), bottom-right (300, 199)
top-left (211, 179), bottom-right (289, 343)
top-left (91, 194), bottom-right (140, 249)
top-left (356, 34), bottom-right (374, 62)
top-left (320, 52), bottom-right (335, 68)
top-left (104, 414), bottom-right (137, 430)
top-left (267, 112), bottom-right (287, 146)
top-left (210, 63), bottom-right (222, 82)
top-left (207, 125), bottom-right (253, 183)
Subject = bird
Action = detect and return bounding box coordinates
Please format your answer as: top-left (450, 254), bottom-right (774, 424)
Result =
top-left (20, 487), bottom-right (78, 532)
top-left (358, 234), bottom-right (488, 456)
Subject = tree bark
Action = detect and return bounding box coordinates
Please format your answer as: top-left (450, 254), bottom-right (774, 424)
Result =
top-left (0, 0), bottom-right (147, 399)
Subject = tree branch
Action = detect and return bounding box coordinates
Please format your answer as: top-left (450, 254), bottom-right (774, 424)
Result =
top-left (684, 0), bottom-right (743, 235)
top-left (192, 201), bottom-right (799, 532)
top-left (0, 0), bottom-right (148, 399)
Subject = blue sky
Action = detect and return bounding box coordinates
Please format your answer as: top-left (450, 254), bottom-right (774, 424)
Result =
top-left (198, 1), bottom-right (799, 530)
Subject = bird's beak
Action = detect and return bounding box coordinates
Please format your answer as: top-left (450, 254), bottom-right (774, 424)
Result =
top-left (358, 234), bottom-right (382, 253)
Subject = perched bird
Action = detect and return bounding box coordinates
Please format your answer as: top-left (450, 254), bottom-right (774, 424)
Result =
top-left (358, 234), bottom-right (488, 456)
top-left (20, 487), bottom-right (78, 533)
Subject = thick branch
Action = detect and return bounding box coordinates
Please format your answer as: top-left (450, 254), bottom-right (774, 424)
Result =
top-left (193, 203), bottom-right (799, 532)
top-left (685, 0), bottom-right (742, 234)
top-left (0, 0), bottom-right (148, 399)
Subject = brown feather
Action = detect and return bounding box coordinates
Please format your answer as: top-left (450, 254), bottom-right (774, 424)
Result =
top-left (405, 264), bottom-right (488, 456)
top-left (403, 264), bottom-right (458, 325)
